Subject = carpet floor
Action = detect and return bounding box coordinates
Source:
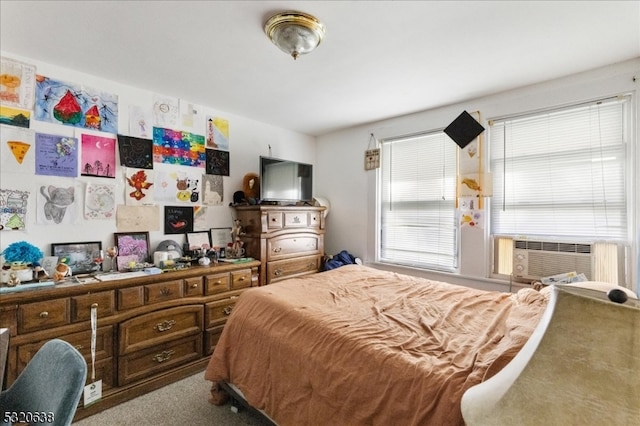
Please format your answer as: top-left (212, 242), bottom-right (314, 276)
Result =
top-left (72, 372), bottom-right (273, 425)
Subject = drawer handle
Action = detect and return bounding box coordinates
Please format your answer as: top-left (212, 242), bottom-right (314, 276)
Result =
top-left (74, 344), bottom-right (83, 350)
top-left (152, 350), bottom-right (175, 363)
top-left (154, 319), bottom-right (177, 332)
top-left (191, 283), bottom-right (199, 288)
top-left (39, 311), bottom-right (49, 318)
top-left (223, 306), bottom-right (233, 316)
top-left (160, 287), bottom-right (172, 297)
top-left (274, 269), bottom-right (283, 277)
top-left (237, 276), bottom-right (246, 281)
top-left (273, 247), bottom-right (282, 254)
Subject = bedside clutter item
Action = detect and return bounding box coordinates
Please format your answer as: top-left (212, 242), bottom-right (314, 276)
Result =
top-left (557, 281), bottom-right (637, 300)
top-left (1, 265), bottom-right (34, 284)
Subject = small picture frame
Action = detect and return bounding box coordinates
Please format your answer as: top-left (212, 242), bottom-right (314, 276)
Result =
top-left (51, 241), bottom-right (102, 275)
top-left (186, 231), bottom-right (211, 250)
top-left (114, 232), bottom-right (150, 271)
top-left (210, 227), bottom-right (232, 248)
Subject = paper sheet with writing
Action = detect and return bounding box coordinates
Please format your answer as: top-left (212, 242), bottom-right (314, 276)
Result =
top-left (116, 205), bottom-right (160, 232)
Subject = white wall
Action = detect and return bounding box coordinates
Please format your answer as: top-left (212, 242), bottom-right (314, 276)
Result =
top-left (0, 51), bottom-right (316, 259)
top-left (316, 58), bottom-right (640, 292)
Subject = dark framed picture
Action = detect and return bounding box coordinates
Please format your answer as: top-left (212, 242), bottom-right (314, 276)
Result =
top-left (51, 241), bottom-right (102, 274)
top-left (114, 232), bottom-right (150, 271)
top-left (186, 231), bottom-right (211, 250)
top-left (210, 227), bottom-right (232, 248)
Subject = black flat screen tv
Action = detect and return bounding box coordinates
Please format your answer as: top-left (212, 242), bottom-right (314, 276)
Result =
top-left (260, 156), bottom-right (313, 203)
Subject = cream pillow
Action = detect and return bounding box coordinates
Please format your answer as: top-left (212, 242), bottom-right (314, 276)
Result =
top-left (559, 281), bottom-right (638, 300)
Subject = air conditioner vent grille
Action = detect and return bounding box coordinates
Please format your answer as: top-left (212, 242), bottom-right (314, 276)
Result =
top-left (514, 240), bottom-right (592, 254)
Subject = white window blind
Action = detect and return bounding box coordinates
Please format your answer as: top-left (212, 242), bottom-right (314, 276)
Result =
top-left (490, 96), bottom-right (630, 242)
top-left (379, 131), bottom-right (458, 271)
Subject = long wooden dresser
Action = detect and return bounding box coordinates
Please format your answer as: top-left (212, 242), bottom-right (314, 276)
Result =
top-left (234, 205), bottom-right (326, 286)
top-left (0, 260), bottom-right (260, 420)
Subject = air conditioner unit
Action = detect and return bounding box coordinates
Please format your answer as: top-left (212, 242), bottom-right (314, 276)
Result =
top-left (512, 240), bottom-right (594, 282)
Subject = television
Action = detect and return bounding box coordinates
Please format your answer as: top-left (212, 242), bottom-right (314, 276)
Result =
top-left (260, 156), bottom-right (313, 203)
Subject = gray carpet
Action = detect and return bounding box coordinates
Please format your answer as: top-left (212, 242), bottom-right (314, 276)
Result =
top-left (73, 372), bottom-right (273, 425)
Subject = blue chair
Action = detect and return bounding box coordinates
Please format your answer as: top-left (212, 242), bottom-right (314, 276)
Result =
top-left (0, 339), bottom-right (87, 426)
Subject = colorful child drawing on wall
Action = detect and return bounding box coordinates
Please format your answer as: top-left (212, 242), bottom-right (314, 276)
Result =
top-left (34, 75), bottom-right (118, 134)
top-left (126, 169), bottom-right (154, 203)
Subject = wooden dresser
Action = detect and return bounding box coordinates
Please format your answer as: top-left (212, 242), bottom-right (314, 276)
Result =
top-left (234, 205), bottom-right (326, 286)
top-left (0, 260), bottom-right (259, 420)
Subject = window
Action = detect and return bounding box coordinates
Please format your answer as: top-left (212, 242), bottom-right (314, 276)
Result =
top-left (378, 131), bottom-right (458, 271)
top-left (490, 96), bottom-right (631, 283)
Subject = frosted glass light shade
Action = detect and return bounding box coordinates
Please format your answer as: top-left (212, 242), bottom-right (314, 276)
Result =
top-left (265, 11), bottom-right (326, 60)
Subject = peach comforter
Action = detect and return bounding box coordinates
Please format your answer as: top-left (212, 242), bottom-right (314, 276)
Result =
top-left (205, 265), bottom-right (548, 425)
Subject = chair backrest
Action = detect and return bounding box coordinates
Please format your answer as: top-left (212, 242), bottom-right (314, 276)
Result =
top-left (0, 338), bottom-right (87, 426)
top-left (0, 328), bottom-right (8, 391)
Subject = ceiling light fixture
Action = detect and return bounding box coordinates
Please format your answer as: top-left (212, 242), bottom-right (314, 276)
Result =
top-left (264, 11), bottom-right (326, 60)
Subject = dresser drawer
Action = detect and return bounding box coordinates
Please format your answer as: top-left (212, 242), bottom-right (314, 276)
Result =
top-left (267, 234), bottom-right (320, 261)
top-left (204, 325), bottom-right (225, 355)
top-left (267, 211), bottom-right (283, 229)
top-left (80, 357), bottom-right (115, 395)
top-left (205, 296), bottom-right (241, 328)
top-left (16, 325), bottom-right (113, 371)
top-left (184, 277), bottom-right (204, 296)
top-left (18, 298), bottom-right (69, 333)
top-left (267, 255), bottom-right (321, 283)
top-left (204, 272), bottom-right (230, 295)
top-left (145, 279), bottom-right (184, 304)
top-left (71, 291), bottom-right (115, 322)
top-left (230, 269), bottom-right (252, 290)
top-left (118, 286), bottom-right (144, 310)
top-left (119, 305), bottom-right (203, 355)
top-left (118, 334), bottom-right (202, 386)
top-left (284, 211), bottom-right (310, 228)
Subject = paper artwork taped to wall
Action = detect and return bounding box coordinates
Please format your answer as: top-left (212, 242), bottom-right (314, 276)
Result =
top-left (206, 116), bottom-right (229, 151)
top-left (129, 105), bottom-right (153, 138)
top-left (0, 105), bottom-right (30, 128)
top-left (0, 57), bottom-right (36, 110)
top-left (35, 132), bottom-right (78, 177)
top-left (193, 206), bottom-right (209, 231)
top-left (125, 168), bottom-right (154, 205)
top-left (81, 133), bottom-right (116, 178)
top-left (205, 149), bottom-right (230, 176)
top-left (0, 189), bottom-right (29, 231)
top-left (180, 100), bottom-right (205, 131)
top-left (116, 205), bottom-right (160, 233)
top-left (202, 174), bottom-right (223, 206)
top-left (153, 166), bottom-right (202, 204)
top-left (37, 184), bottom-right (78, 225)
top-left (164, 205), bottom-right (194, 234)
top-left (84, 183), bottom-right (116, 220)
top-left (34, 75), bottom-right (118, 134)
top-left (152, 94), bottom-right (179, 128)
top-left (459, 209), bottom-right (484, 229)
top-left (1, 125), bottom-right (35, 174)
top-left (152, 127), bottom-right (206, 167)
top-left (117, 135), bottom-right (153, 169)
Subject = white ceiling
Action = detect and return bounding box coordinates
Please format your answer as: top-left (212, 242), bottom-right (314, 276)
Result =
top-left (1, 1), bottom-right (639, 137)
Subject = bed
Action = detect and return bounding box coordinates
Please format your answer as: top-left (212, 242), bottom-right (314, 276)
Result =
top-left (204, 264), bottom-right (550, 425)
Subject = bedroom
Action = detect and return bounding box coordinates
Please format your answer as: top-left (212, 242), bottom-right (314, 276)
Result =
top-left (0, 1), bottom-right (638, 424)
